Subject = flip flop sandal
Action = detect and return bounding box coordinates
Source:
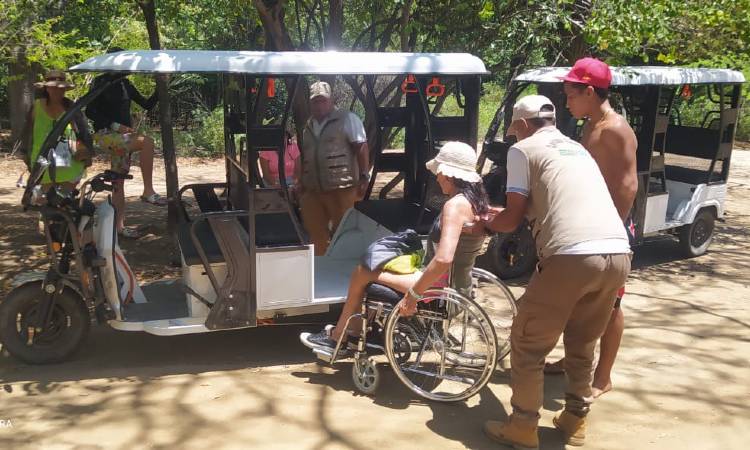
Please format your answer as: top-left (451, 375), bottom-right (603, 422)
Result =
top-left (119, 226), bottom-right (145, 239)
top-left (140, 193), bottom-right (168, 206)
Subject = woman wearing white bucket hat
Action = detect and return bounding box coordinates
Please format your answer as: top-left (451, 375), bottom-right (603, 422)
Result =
top-left (301, 141), bottom-right (489, 352)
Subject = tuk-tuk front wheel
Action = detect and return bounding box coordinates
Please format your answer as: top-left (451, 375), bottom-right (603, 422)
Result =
top-left (0, 281), bottom-right (90, 364)
top-left (679, 208), bottom-right (715, 257)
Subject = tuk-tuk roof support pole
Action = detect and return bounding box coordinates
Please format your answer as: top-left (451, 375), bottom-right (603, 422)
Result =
top-left (719, 83), bottom-right (743, 181)
top-left (415, 76), bottom-right (435, 226)
top-left (707, 85), bottom-right (727, 184)
top-left (221, 74), bottom-right (235, 201)
top-left (247, 76), bottom-right (267, 187)
top-left (278, 75), bottom-right (308, 244)
top-left (363, 75), bottom-right (380, 200)
top-left (462, 76), bottom-right (481, 152)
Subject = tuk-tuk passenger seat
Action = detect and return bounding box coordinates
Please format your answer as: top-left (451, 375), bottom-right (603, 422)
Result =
top-left (177, 213), bottom-right (302, 267)
top-left (663, 124), bottom-right (726, 185)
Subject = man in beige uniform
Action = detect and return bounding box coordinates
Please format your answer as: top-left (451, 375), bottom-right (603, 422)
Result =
top-left (298, 81), bottom-right (369, 255)
top-left (482, 95), bottom-right (631, 448)
top-left (544, 58), bottom-right (638, 398)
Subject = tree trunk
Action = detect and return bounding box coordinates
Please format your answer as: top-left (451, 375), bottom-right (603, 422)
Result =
top-left (399, 0), bottom-right (413, 51)
top-left (253, 0), bottom-right (309, 144)
top-left (559, 0), bottom-right (594, 64)
top-left (137, 0), bottom-right (179, 236)
top-left (253, 0), bottom-right (295, 51)
top-left (325, 0), bottom-right (343, 50)
top-left (8, 48), bottom-right (35, 154)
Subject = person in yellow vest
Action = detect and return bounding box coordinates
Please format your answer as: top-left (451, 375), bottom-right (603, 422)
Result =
top-left (22, 70), bottom-right (93, 190)
top-left (481, 95), bottom-right (631, 449)
top-left (296, 81), bottom-right (369, 255)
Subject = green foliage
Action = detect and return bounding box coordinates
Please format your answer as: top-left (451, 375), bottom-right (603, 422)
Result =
top-left (439, 81), bottom-right (505, 140)
top-left (585, 0), bottom-right (750, 140)
top-left (587, 0), bottom-right (750, 68)
top-left (189, 107), bottom-right (225, 157)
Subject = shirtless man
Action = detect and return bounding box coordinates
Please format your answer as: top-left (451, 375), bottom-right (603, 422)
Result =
top-left (544, 57), bottom-right (638, 398)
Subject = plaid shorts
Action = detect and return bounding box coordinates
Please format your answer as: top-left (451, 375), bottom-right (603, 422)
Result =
top-left (93, 130), bottom-right (134, 174)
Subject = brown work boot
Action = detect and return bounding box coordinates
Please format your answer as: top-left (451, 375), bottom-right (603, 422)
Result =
top-left (483, 415), bottom-right (539, 450)
top-left (553, 410), bottom-right (587, 446)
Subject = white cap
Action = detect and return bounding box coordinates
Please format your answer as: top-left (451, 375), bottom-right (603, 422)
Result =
top-left (309, 81), bottom-right (332, 99)
top-left (425, 141), bottom-right (481, 183)
top-left (510, 95), bottom-right (556, 122)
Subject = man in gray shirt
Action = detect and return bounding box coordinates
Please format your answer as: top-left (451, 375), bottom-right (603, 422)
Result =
top-left (297, 81), bottom-right (369, 255)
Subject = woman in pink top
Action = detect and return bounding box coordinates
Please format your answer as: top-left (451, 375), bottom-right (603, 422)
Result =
top-left (259, 133), bottom-right (300, 187)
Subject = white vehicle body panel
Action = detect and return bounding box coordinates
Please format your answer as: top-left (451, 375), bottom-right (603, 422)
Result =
top-left (102, 207), bottom-right (390, 335)
top-left (668, 181), bottom-right (726, 223)
top-left (643, 180), bottom-right (726, 234)
top-left (256, 246), bottom-right (315, 310)
top-left (644, 193), bottom-right (670, 234)
top-left (93, 201), bottom-right (146, 320)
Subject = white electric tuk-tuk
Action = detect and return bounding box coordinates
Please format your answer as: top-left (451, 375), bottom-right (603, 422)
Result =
top-left (1, 50), bottom-right (517, 402)
top-left (480, 66), bottom-right (746, 278)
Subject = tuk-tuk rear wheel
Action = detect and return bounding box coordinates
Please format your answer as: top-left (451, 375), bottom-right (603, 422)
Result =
top-left (0, 281), bottom-right (90, 364)
top-left (678, 209), bottom-right (715, 257)
top-left (485, 225), bottom-right (537, 279)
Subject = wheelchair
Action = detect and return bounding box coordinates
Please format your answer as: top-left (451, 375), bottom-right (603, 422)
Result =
top-left (312, 268), bottom-right (518, 402)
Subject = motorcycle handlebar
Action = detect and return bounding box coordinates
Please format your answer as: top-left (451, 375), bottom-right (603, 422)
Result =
top-left (102, 170), bottom-right (134, 181)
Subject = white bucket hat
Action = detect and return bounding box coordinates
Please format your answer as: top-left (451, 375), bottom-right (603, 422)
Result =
top-left (425, 141), bottom-right (481, 183)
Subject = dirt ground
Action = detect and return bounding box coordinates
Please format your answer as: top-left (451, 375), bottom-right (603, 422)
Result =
top-left (1, 151), bottom-right (749, 450)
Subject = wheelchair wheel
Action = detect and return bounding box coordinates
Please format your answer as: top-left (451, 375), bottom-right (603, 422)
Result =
top-left (352, 356), bottom-right (380, 395)
top-left (471, 268), bottom-right (518, 361)
top-left (383, 288), bottom-right (497, 402)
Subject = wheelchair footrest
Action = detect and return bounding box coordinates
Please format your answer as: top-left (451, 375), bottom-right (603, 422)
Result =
top-left (313, 347), bottom-right (334, 363)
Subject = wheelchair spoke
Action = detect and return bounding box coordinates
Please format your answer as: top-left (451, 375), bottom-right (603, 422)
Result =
top-left (383, 286), bottom-right (501, 402)
top-left (439, 319), bottom-right (448, 378)
top-left (401, 366), bottom-right (477, 385)
top-left (410, 321), bottom-right (435, 371)
top-left (460, 311), bottom-right (468, 354)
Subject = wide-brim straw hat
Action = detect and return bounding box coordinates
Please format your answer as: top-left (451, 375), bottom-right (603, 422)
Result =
top-left (425, 141), bottom-right (481, 183)
top-left (34, 70), bottom-right (75, 89)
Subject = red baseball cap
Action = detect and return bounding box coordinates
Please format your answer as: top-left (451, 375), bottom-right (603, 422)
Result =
top-left (561, 57), bottom-right (612, 89)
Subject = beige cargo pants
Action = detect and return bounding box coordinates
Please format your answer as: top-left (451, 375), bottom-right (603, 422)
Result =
top-left (509, 253), bottom-right (631, 421)
top-left (300, 186), bottom-right (359, 256)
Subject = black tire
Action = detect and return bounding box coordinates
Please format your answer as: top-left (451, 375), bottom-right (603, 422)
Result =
top-left (679, 209), bottom-right (715, 257)
top-left (0, 281), bottom-right (90, 364)
top-left (486, 224), bottom-right (537, 279)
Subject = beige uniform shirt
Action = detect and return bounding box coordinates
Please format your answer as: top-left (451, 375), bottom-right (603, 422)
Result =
top-left (510, 127), bottom-right (628, 259)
